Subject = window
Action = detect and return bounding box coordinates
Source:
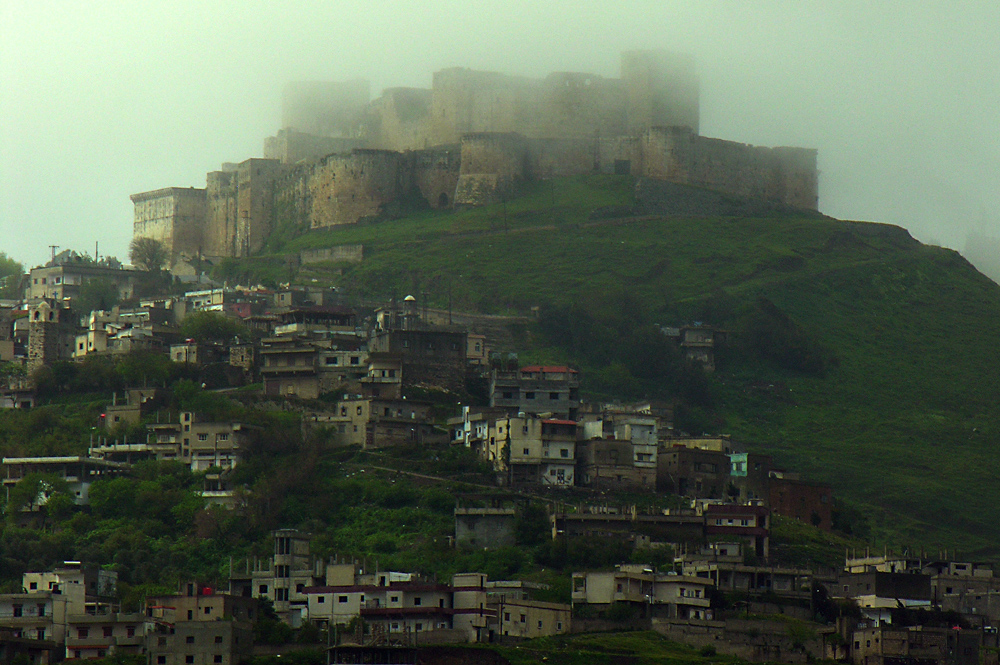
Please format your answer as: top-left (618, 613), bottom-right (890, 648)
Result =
top-left (520, 614), bottom-right (526, 623)
top-left (318, 596), bottom-right (326, 604)
top-left (560, 449), bottom-right (569, 458)
top-left (413, 597), bottom-right (422, 606)
top-left (338, 595), bottom-right (349, 603)
top-left (214, 657), bottom-right (223, 664)
top-left (538, 620), bottom-right (543, 628)
top-left (550, 392), bottom-right (559, 400)
top-left (186, 656), bottom-right (195, 664)
top-left (218, 433), bottom-right (229, 441)
top-left (357, 406), bottom-right (363, 415)
top-left (198, 433), bottom-right (208, 441)
top-left (36, 629), bottom-right (45, 640)
top-left (296, 583), bottom-right (304, 593)
top-left (37, 604), bottom-right (45, 617)
top-left (157, 658), bottom-right (167, 665)
top-left (127, 626), bottom-right (135, 638)
top-left (29, 582), bottom-right (37, 590)
top-left (391, 596), bottom-right (399, 603)
top-left (78, 628), bottom-right (89, 639)
top-left (504, 613), bottom-right (510, 621)
top-left (187, 610), bottom-right (193, 620)
top-left (557, 622), bottom-right (562, 631)
top-left (350, 356), bottom-right (359, 365)
top-left (186, 636), bottom-right (195, 644)
top-left (525, 392), bottom-right (535, 399)
top-left (415, 623), bottom-right (423, 631)
top-left (205, 606), bottom-right (212, 614)
top-left (326, 357), bottom-right (339, 365)
top-left (215, 636), bottom-right (223, 644)
top-left (104, 626), bottom-right (114, 637)
top-left (523, 448), bottom-right (530, 455)
top-left (259, 584), bottom-right (268, 594)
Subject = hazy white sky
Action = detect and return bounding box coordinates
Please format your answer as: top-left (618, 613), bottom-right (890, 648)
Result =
top-left (2, 1), bottom-right (998, 268)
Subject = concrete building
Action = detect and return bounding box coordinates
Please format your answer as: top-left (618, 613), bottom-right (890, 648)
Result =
top-left (657, 446), bottom-right (730, 498)
top-left (147, 412), bottom-right (249, 472)
top-left (25, 251), bottom-right (135, 303)
top-left (769, 475), bottom-right (833, 530)
top-left (145, 584), bottom-right (256, 665)
top-left (571, 565), bottom-right (713, 619)
top-left (2, 457), bottom-right (129, 506)
top-left (489, 365), bottom-right (579, 420)
top-left (486, 416), bottom-right (578, 486)
top-left (229, 530), bottom-right (324, 627)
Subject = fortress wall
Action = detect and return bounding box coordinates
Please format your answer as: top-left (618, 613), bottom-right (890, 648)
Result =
top-left (639, 127), bottom-right (819, 210)
top-left (131, 188), bottom-right (207, 263)
top-left (282, 79), bottom-right (370, 137)
top-left (412, 146), bottom-right (461, 208)
top-left (236, 159), bottom-right (284, 255)
top-left (430, 68), bottom-right (536, 145)
top-left (205, 171), bottom-right (237, 258)
top-left (454, 133), bottom-right (528, 205)
top-left (367, 88), bottom-right (434, 151)
top-left (264, 129), bottom-right (368, 164)
top-left (622, 50), bottom-right (700, 133)
top-left (526, 136), bottom-right (641, 177)
top-left (773, 147), bottom-right (819, 210)
top-left (536, 73), bottom-right (629, 139)
top-left (299, 245), bottom-right (364, 265)
top-left (306, 149), bottom-right (414, 228)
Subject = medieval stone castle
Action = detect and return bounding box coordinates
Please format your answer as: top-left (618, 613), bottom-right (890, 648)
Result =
top-left (131, 50), bottom-right (818, 268)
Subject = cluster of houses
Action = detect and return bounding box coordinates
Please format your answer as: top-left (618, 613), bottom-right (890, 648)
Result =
top-left (3, 531), bottom-right (996, 665)
top-left (0, 562), bottom-right (255, 665)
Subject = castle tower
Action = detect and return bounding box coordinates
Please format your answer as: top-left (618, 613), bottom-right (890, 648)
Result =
top-left (27, 300), bottom-right (68, 377)
top-left (130, 187), bottom-right (207, 267)
top-left (621, 50), bottom-right (700, 134)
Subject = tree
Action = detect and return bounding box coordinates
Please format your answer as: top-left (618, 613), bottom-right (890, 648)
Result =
top-left (129, 237), bottom-right (168, 272)
top-left (0, 252), bottom-right (24, 299)
top-left (76, 277), bottom-right (119, 314)
top-left (179, 311), bottom-right (247, 343)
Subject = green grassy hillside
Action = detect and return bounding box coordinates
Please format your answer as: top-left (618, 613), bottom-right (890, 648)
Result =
top-left (260, 174), bottom-right (1000, 557)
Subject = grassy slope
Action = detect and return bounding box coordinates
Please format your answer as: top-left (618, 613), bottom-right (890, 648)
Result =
top-left (276, 175), bottom-right (1000, 557)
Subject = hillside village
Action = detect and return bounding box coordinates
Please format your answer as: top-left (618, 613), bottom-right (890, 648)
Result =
top-left (0, 51), bottom-right (998, 665)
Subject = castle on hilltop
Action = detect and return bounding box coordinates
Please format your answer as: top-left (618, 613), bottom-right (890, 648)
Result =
top-left (131, 50), bottom-right (818, 269)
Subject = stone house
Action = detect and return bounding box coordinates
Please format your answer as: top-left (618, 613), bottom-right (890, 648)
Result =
top-left (657, 446), bottom-right (730, 498)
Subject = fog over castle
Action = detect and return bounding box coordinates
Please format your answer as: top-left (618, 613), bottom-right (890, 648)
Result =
top-left (2, 2), bottom-right (998, 270)
top-left (130, 50), bottom-right (819, 270)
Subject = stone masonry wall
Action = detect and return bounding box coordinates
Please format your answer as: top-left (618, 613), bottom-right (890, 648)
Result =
top-left (306, 149), bottom-right (414, 228)
top-left (299, 245), bottom-right (364, 265)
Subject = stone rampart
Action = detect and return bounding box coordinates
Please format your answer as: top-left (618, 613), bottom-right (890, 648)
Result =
top-left (454, 133), bottom-right (528, 205)
top-left (366, 87), bottom-right (433, 151)
top-left (640, 127), bottom-right (818, 209)
top-left (306, 149), bottom-right (414, 228)
top-left (413, 146), bottom-right (461, 208)
top-left (299, 245), bottom-right (364, 265)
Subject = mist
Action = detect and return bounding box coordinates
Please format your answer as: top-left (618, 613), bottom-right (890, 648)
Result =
top-left (2, 1), bottom-right (998, 271)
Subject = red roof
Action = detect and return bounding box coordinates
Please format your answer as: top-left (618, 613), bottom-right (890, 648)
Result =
top-left (519, 365), bottom-right (577, 374)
